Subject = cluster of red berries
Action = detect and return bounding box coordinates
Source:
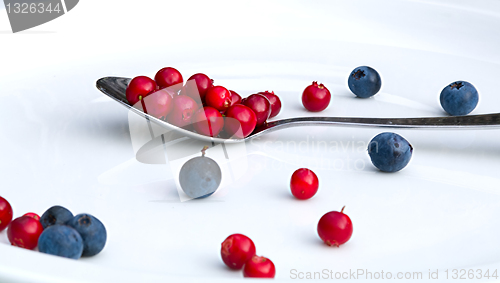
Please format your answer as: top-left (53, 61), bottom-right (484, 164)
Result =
top-left (0, 196), bottom-right (43, 250)
top-left (125, 67), bottom-right (283, 138)
top-left (221, 234), bottom-right (275, 278)
top-left (290, 168), bottom-right (353, 247)
top-left (217, 168), bottom-right (352, 279)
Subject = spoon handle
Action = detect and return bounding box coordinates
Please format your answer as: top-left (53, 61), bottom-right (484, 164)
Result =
top-left (249, 114), bottom-right (500, 138)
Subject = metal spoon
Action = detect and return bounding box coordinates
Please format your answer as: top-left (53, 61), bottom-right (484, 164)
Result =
top-left (96, 76), bottom-right (500, 144)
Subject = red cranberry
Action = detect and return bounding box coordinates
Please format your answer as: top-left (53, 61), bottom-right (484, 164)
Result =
top-left (7, 216), bottom-right (44, 250)
top-left (243, 94), bottom-right (271, 126)
top-left (258, 91), bottom-right (282, 118)
top-left (23, 213), bottom-right (40, 221)
top-left (205, 86), bottom-right (232, 111)
top-left (181, 73), bottom-right (214, 102)
top-left (243, 255), bottom-right (276, 278)
top-left (229, 90), bottom-right (242, 106)
top-left (221, 234), bottom-right (256, 270)
top-left (154, 67), bottom-right (183, 92)
top-left (317, 206), bottom-right (353, 247)
top-left (302, 81), bottom-right (331, 112)
top-left (0, 196), bottom-right (13, 232)
top-left (141, 88), bottom-right (174, 119)
top-left (166, 95), bottom-right (198, 128)
top-left (192, 106), bottom-right (224, 137)
top-left (290, 168), bottom-right (319, 200)
top-left (126, 76), bottom-right (157, 106)
top-left (224, 104), bottom-right (257, 139)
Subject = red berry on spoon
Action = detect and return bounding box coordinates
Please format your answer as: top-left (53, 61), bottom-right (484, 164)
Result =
top-left (0, 196), bottom-right (13, 232)
top-left (243, 255), bottom-right (276, 278)
top-left (224, 104), bottom-right (257, 139)
top-left (317, 206), bottom-right (353, 247)
top-left (243, 94), bottom-right (271, 126)
top-left (258, 91), bottom-right (281, 118)
top-left (205, 86), bottom-right (232, 111)
top-left (155, 67), bottom-right (183, 92)
top-left (290, 168), bottom-right (319, 200)
top-left (302, 81), bottom-right (331, 112)
top-left (221, 234), bottom-right (256, 270)
top-left (166, 95), bottom-right (198, 128)
top-left (192, 106), bottom-right (224, 137)
top-left (181, 73), bottom-right (213, 102)
top-left (7, 216), bottom-right (44, 250)
top-left (126, 76), bottom-right (157, 106)
top-left (229, 90), bottom-right (242, 106)
top-left (142, 88), bottom-right (174, 119)
top-left (23, 213), bottom-right (40, 221)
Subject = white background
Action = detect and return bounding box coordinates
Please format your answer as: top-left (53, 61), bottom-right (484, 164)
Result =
top-left (1, 0), bottom-right (500, 282)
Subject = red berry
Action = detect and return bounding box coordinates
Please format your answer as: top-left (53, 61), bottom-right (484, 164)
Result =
top-left (7, 216), bottom-right (44, 250)
top-left (221, 234), bottom-right (256, 270)
top-left (243, 255), bottom-right (276, 278)
top-left (243, 94), bottom-right (271, 126)
top-left (229, 90), bottom-right (242, 106)
top-left (141, 88), bottom-right (174, 119)
top-left (0, 196), bottom-right (13, 232)
top-left (126, 76), bottom-right (157, 106)
top-left (290, 168), bottom-right (319, 200)
top-left (224, 104), bottom-right (257, 139)
top-left (258, 91), bottom-right (281, 118)
top-left (181, 73), bottom-right (213, 102)
top-left (302, 81), bottom-right (331, 112)
top-left (317, 207), bottom-right (353, 247)
top-left (205, 86), bottom-right (232, 111)
top-left (23, 213), bottom-right (40, 221)
top-left (154, 67), bottom-right (183, 92)
top-left (192, 106), bottom-right (224, 137)
top-left (166, 95), bottom-right (198, 128)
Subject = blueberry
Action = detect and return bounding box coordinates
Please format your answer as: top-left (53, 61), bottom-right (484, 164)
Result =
top-left (348, 66), bottom-right (382, 98)
top-left (368, 132), bottom-right (413, 172)
top-left (179, 148), bottom-right (221, 199)
top-left (38, 225), bottom-right (83, 259)
top-left (40, 205), bottom-right (74, 229)
top-left (68, 214), bottom-right (107, 257)
top-left (439, 81), bottom-right (478, 116)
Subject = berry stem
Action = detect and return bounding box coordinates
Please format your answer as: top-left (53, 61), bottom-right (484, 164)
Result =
top-left (341, 206), bottom-right (346, 213)
top-left (201, 146), bottom-right (209, 157)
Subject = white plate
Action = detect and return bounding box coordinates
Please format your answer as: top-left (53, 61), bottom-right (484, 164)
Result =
top-left (1, 0), bottom-right (500, 282)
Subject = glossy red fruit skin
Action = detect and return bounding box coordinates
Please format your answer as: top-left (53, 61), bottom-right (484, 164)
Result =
top-left (142, 88), bottom-right (174, 119)
top-left (23, 213), bottom-right (40, 221)
top-left (290, 168), bottom-right (319, 200)
top-left (243, 94), bottom-right (271, 126)
top-left (181, 73), bottom-right (213, 101)
top-left (243, 255), bottom-right (276, 278)
top-left (229, 90), bottom-right (242, 106)
top-left (205, 86), bottom-right (232, 111)
top-left (126, 76), bottom-right (157, 106)
top-left (166, 95), bottom-right (198, 128)
top-left (224, 104), bottom-right (257, 139)
top-left (192, 106), bottom-right (224, 137)
top-left (154, 67), bottom-right (183, 92)
top-left (0, 196), bottom-right (13, 232)
top-left (317, 207), bottom-right (353, 247)
top-left (258, 91), bottom-right (282, 118)
top-left (7, 216), bottom-right (44, 250)
top-left (302, 81), bottom-right (331, 112)
top-left (221, 234), bottom-right (256, 270)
